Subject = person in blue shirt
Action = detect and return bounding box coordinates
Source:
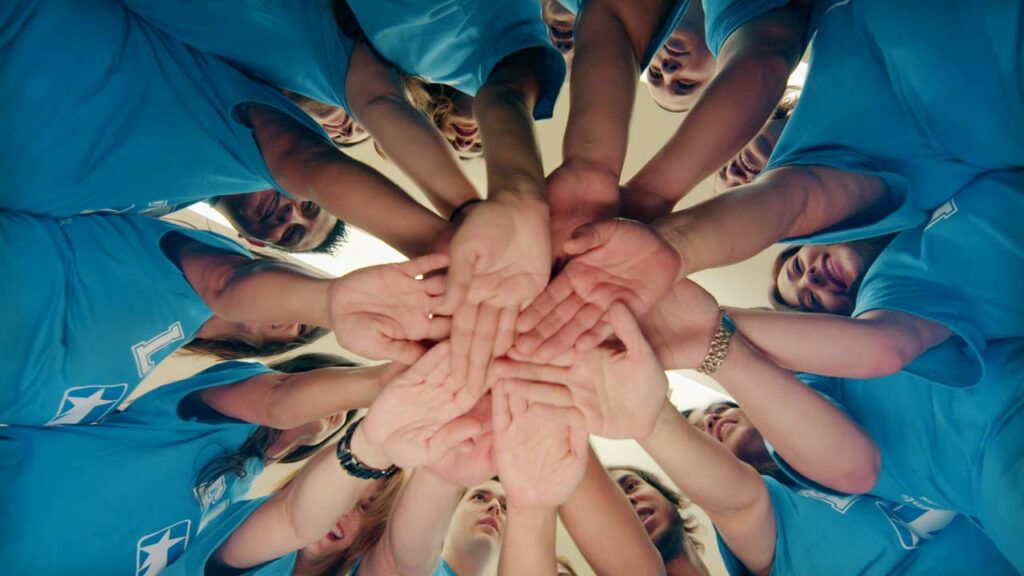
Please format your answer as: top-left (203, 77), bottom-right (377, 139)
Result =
top-left (490, 308), bottom-right (1017, 575)
top-left (633, 279), bottom-right (1024, 571)
top-left (0, 0), bottom-right (451, 256)
top-left (0, 211), bottom-right (449, 426)
top-left (715, 86), bottom-right (801, 192)
top-left (0, 353), bottom-right (395, 575)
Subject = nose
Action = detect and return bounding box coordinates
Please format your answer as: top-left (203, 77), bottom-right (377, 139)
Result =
top-left (702, 412), bottom-right (720, 435)
top-left (661, 57), bottom-right (680, 73)
top-left (454, 135), bottom-right (477, 150)
top-left (805, 264), bottom-right (826, 288)
top-left (274, 202), bottom-right (303, 225)
top-left (555, 39), bottom-right (573, 53)
top-left (627, 495), bottom-right (638, 506)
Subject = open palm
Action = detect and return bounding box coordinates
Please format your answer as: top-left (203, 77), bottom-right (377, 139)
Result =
top-left (515, 219), bottom-right (680, 360)
top-left (362, 342), bottom-right (485, 468)
top-left (427, 393), bottom-right (497, 487)
top-left (493, 384), bottom-right (588, 510)
top-left (330, 253), bottom-right (451, 364)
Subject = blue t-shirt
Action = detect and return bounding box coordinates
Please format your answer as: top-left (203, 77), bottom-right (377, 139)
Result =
top-left (555, 0), bottom-right (690, 69)
top-left (703, 0), bottom-right (791, 57)
top-left (163, 496), bottom-right (300, 576)
top-left (773, 340), bottom-right (1024, 527)
top-left (122, 0), bottom-right (356, 114)
top-left (348, 0), bottom-right (566, 119)
top-left (0, 212), bottom-right (253, 426)
top-left (768, 0), bottom-right (987, 244)
top-left (716, 477), bottom-right (1015, 575)
top-left (0, 361), bottom-right (274, 575)
top-left (0, 0), bottom-right (329, 218)
top-left (350, 556), bottom-right (456, 576)
top-left (852, 171), bottom-right (1024, 387)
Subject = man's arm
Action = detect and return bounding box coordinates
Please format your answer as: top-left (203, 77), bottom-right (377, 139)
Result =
top-left (249, 105), bottom-right (450, 258)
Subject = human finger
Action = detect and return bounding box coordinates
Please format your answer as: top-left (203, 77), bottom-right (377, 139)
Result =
top-left (423, 316), bottom-right (453, 341)
top-left (467, 305), bottom-right (500, 395)
top-left (534, 302), bottom-right (606, 362)
top-left (383, 340), bottom-right (427, 365)
top-left (428, 416), bottom-right (484, 462)
top-left (574, 320), bottom-right (614, 353)
top-left (449, 303), bottom-right (478, 386)
top-left (491, 359), bottom-right (570, 385)
top-left (562, 221), bottom-right (608, 256)
top-left (492, 306), bottom-right (518, 358)
top-left (606, 302), bottom-right (649, 353)
top-left (398, 252), bottom-right (451, 278)
top-left (514, 273), bottom-right (575, 335)
top-left (529, 404), bottom-right (588, 430)
top-left (438, 252), bottom-right (474, 315)
top-left (422, 274), bottom-right (448, 296)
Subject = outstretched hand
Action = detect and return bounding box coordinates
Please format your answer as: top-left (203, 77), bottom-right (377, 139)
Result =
top-left (515, 218), bottom-right (680, 361)
top-left (439, 197), bottom-right (551, 390)
top-left (427, 393), bottom-right (497, 487)
top-left (493, 382), bottom-right (589, 510)
top-left (638, 279), bottom-right (722, 370)
top-left (547, 162), bottom-right (621, 266)
top-left (362, 341), bottom-right (485, 468)
top-left (329, 253), bottom-right (451, 364)
top-left (496, 303), bottom-right (669, 440)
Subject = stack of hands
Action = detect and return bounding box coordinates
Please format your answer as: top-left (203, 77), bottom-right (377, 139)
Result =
top-left (326, 195), bottom-right (728, 512)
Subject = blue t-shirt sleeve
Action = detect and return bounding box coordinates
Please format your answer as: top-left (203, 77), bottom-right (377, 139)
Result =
top-left (715, 476), bottom-right (788, 576)
top-left (853, 238), bottom-right (986, 388)
top-left (479, 19), bottom-right (566, 120)
top-left (162, 497), bottom-right (270, 576)
top-left (703, 0), bottom-right (790, 57)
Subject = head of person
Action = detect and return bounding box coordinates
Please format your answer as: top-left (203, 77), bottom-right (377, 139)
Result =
top-left (770, 235), bottom-right (894, 315)
top-left (195, 354), bottom-right (362, 491)
top-left (716, 87), bottom-right (801, 191)
top-left (212, 191), bottom-right (348, 254)
top-left (607, 466), bottom-right (705, 568)
top-left (645, 10), bottom-right (716, 113)
top-left (541, 0), bottom-right (577, 68)
top-left (184, 317), bottom-right (329, 361)
top-left (282, 89), bottom-right (372, 148)
top-left (682, 401), bottom-right (791, 485)
top-left (405, 81), bottom-right (483, 159)
top-left (293, 468), bottom-right (407, 576)
top-left (444, 479), bottom-right (507, 563)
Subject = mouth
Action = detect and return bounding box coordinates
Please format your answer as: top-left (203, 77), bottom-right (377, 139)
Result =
top-left (453, 123), bottom-right (478, 138)
top-left (326, 522), bottom-right (345, 542)
top-left (259, 192), bottom-right (281, 223)
top-left (635, 506), bottom-right (656, 531)
top-left (737, 150), bottom-right (760, 175)
top-left (823, 254), bottom-right (847, 290)
top-left (713, 419), bottom-right (735, 443)
top-left (549, 24), bottom-right (574, 38)
top-left (477, 517), bottom-right (500, 534)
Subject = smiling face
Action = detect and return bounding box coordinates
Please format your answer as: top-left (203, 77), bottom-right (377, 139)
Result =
top-left (685, 402), bottom-right (769, 467)
top-left (437, 91), bottom-right (483, 159)
top-left (542, 0), bottom-right (577, 66)
top-left (284, 90), bottom-right (370, 147)
top-left (213, 191), bottom-right (339, 252)
top-left (645, 20), bottom-right (716, 112)
top-left (716, 116), bottom-right (790, 191)
top-left (303, 480), bottom-right (384, 558)
top-left (775, 243), bottom-right (874, 315)
top-left (445, 480), bottom-right (507, 556)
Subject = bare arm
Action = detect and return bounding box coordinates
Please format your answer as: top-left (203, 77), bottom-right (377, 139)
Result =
top-left (176, 239), bottom-right (331, 328)
top-left (726, 308), bottom-right (952, 379)
top-left (215, 423), bottom-right (392, 568)
top-left (651, 166), bottom-right (890, 276)
top-left (625, 6), bottom-right (809, 220)
top-left (499, 508), bottom-right (559, 576)
top-left (639, 402), bottom-right (777, 575)
top-left (359, 468), bottom-right (463, 576)
top-left (346, 44), bottom-right (480, 218)
top-left (558, 447), bottom-right (666, 576)
top-left (249, 105), bottom-right (450, 257)
top-left (712, 333), bottom-right (880, 494)
top-left (199, 364), bottom-right (389, 430)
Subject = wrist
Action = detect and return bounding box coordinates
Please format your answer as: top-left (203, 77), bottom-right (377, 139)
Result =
top-left (348, 421), bottom-right (394, 471)
top-left (650, 217), bottom-right (690, 281)
top-left (507, 505), bottom-right (556, 524)
top-left (639, 400), bottom-right (681, 448)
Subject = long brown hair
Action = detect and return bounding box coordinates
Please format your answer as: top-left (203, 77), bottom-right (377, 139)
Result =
top-left (194, 353), bottom-right (361, 493)
top-left (272, 457), bottom-right (407, 576)
top-left (182, 325), bottom-right (330, 361)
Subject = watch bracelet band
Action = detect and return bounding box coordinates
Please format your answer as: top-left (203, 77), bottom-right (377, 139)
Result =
top-left (336, 418), bottom-right (399, 480)
top-left (449, 198), bottom-right (483, 223)
top-left (697, 308), bottom-right (736, 375)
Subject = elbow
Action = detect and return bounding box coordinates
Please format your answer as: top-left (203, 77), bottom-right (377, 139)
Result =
top-left (860, 337), bottom-right (920, 378)
top-left (823, 446), bottom-right (880, 495)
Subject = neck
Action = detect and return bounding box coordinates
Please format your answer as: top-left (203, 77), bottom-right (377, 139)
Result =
top-left (294, 548), bottom-right (325, 574)
top-left (443, 543), bottom-right (494, 576)
top-left (195, 315), bottom-right (243, 341)
top-left (666, 552), bottom-right (708, 576)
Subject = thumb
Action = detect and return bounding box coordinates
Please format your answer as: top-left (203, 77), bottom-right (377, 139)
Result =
top-left (438, 252), bottom-right (474, 315)
top-left (383, 340), bottom-right (428, 365)
top-left (607, 302), bottom-right (650, 355)
top-left (562, 222), bottom-right (604, 256)
top-left (429, 417), bottom-right (484, 460)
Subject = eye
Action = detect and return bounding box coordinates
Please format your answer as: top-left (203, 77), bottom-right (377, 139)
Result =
top-left (499, 502), bottom-right (508, 513)
top-left (301, 201), bottom-right (319, 217)
top-left (648, 67), bottom-right (662, 80)
top-left (281, 224), bottom-right (303, 247)
top-left (714, 404), bottom-right (728, 415)
top-left (472, 493), bottom-right (485, 502)
top-left (793, 256), bottom-right (803, 274)
top-left (808, 292), bottom-right (822, 311)
top-left (625, 480), bottom-right (638, 492)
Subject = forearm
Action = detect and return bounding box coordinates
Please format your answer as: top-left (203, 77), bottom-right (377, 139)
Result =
top-left (713, 334), bottom-right (880, 493)
top-left (265, 366), bottom-right (383, 429)
top-left (499, 507), bottom-right (559, 576)
top-left (362, 467), bottom-right (463, 576)
top-left (474, 78), bottom-right (546, 203)
top-left (206, 259), bottom-right (331, 328)
top-left (726, 308), bottom-right (948, 378)
top-left (360, 93), bottom-right (481, 217)
top-left (559, 447), bottom-right (665, 576)
top-left (216, 426), bottom-right (388, 568)
top-left (627, 53), bottom-right (794, 216)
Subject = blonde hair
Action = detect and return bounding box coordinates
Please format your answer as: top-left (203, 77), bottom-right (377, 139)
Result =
top-left (557, 556), bottom-right (581, 576)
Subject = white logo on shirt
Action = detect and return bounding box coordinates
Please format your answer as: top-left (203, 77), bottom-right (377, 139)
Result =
top-left (798, 488), bottom-right (861, 513)
top-left (132, 322), bottom-right (186, 377)
top-left (136, 520), bottom-right (190, 576)
top-left (45, 384), bottom-right (129, 426)
top-left (926, 199), bottom-right (958, 230)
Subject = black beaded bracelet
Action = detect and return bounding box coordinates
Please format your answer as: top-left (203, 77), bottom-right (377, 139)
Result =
top-left (449, 198), bottom-right (483, 223)
top-left (336, 418), bottom-right (399, 480)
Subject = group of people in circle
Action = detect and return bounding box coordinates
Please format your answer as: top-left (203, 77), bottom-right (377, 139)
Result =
top-left (2, 0), bottom-right (1022, 575)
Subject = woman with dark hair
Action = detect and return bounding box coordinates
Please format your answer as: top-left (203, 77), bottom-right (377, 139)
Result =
top-left (493, 305), bottom-right (1018, 575)
top-left (715, 86), bottom-right (801, 192)
top-left (0, 352), bottom-right (398, 574)
top-left (0, 211), bottom-right (448, 426)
